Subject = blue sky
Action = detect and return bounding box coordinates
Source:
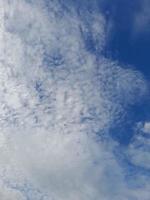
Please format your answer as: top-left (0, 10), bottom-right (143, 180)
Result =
top-left (102, 0), bottom-right (150, 145)
top-left (102, 0), bottom-right (150, 78)
top-left (0, 0), bottom-right (150, 199)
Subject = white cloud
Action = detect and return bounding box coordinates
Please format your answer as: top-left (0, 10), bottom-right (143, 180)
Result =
top-left (127, 122), bottom-right (150, 170)
top-left (143, 122), bottom-right (150, 134)
top-left (0, 183), bottom-right (26, 200)
top-left (0, 0), bottom-right (149, 199)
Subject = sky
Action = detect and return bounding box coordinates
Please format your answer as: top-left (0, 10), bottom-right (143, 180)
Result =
top-left (0, 0), bottom-right (150, 200)
top-left (102, 0), bottom-right (150, 78)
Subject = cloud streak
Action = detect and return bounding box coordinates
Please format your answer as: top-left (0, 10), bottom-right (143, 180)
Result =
top-left (133, 0), bottom-right (150, 37)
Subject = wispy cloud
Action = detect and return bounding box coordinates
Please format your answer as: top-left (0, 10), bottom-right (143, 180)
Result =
top-left (0, 0), bottom-right (149, 199)
top-left (133, 0), bottom-right (150, 37)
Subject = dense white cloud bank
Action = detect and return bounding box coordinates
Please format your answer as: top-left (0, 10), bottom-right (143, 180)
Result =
top-left (0, 0), bottom-right (149, 199)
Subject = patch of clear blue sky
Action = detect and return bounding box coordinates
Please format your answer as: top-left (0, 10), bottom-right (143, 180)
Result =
top-left (100, 0), bottom-right (150, 78)
top-left (98, 0), bottom-right (150, 145)
top-left (67, 0), bottom-right (150, 78)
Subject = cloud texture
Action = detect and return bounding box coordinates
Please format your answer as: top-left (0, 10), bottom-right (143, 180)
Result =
top-left (0, 0), bottom-right (150, 199)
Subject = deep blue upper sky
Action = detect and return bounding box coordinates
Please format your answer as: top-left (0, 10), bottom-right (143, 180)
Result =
top-left (71, 0), bottom-right (150, 76)
top-left (93, 0), bottom-right (150, 145)
top-left (100, 0), bottom-right (150, 79)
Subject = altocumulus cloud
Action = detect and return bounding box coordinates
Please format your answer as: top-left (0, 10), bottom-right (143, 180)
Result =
top-left (0, 0), bottom-right (149, 199)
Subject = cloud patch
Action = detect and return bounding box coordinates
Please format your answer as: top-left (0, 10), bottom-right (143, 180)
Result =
top-left (143, 122), bottom-right (150, 134)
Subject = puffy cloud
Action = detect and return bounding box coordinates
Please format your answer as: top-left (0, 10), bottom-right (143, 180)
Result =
top-left (0, 0), bottom-right (149, 199)
top-left (128, 132), bottom-right (150, 170)
top-left (143, 122), bottom-right (150, 134)
top-left (127, 121), bottom-right (150, 170)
